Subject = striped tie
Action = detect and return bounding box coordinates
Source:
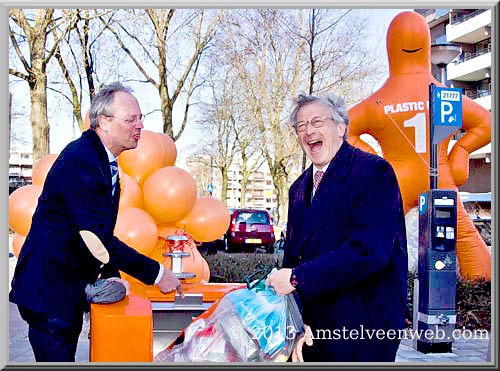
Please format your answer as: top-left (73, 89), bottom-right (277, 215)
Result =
top-left (110, 161), bottom-right (118, 196)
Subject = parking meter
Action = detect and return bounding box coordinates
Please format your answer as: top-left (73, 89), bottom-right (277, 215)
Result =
top-left (416, 189), bottom-right (457, 353)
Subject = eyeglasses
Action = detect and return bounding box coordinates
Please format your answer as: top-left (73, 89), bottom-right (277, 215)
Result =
top-left (105, 114), bottom-right (145, 125)
top-left (293, 116), bottom-right (333, 133)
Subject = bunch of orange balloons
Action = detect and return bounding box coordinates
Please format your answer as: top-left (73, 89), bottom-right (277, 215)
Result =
top-left (9, 127), bottom-right (231, 285)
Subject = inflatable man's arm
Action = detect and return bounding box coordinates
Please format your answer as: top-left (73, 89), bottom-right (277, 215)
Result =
top-left (448, 96), bottom-right (491, 186)
top-left (347, 102), bottom-right (378, 155)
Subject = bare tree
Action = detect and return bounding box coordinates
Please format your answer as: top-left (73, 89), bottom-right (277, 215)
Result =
top-left (49, 9), bottom-right (113, 132)
top-left (99, 9), bottom-right (221, 140)
top-left (197, 64), bottom-right (240, 205)
top-left (221, 9), bottom-right (305, 222)
top-left (9, 9), bottom-right (78, 161)
top-left (212, 9), bottom-right (384, 222)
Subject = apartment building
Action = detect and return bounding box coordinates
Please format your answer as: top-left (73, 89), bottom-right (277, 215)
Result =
top-left (9, 151), bottom-right (33, 193)
top-left (415, 8), bottom-right (492, 194)
top-left (225, 165), bottom-right (278, 210)
top-left (185, 154), bottom-right (279, 211)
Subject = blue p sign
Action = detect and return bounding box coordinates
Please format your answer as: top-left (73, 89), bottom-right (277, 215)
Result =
top-left (432, 86), bottom-right (462, 144)
top-left (419, 193), bottom-right (428, 215)
top-left (441, 101), bottom-right (454, 124)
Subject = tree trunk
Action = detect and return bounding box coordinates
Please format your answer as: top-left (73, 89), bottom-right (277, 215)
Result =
top-left (30, 43), bottom-right (50, 161)
top-left (9, 92), bottom-right (12, 153)
top-left (220, 167), bottom-right (228, 205)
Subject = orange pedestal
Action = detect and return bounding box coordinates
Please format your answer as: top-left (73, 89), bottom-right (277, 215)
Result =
top-left (90, 294), bottom-right (153, 362)
top-left (89, 282), bottom-right (244, 362)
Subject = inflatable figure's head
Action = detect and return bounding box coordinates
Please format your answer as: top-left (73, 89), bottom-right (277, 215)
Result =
top-left (386, 11), bottom-right (431, 75)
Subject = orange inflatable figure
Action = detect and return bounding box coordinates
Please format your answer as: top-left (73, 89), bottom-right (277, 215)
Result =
top-left (347, 11), bottom-right (491, 280)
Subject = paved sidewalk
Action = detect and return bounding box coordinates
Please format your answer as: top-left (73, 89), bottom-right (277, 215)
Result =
top-left (8, 295), bottom-right (491, 363)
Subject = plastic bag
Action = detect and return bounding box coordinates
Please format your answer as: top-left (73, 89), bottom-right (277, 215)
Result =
top-left (154, 282), bottom-right (304, 362)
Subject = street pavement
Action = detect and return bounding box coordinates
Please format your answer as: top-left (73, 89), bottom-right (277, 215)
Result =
top-left (7, 235), bottom-right (492, 364)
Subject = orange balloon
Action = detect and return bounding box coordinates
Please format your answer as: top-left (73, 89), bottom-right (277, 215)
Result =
top-left (157, 223), bottom-right (178, 239)
top-left (181, 240), bottom-right (210, 284)
top-left (12, 233), bottom-right (26, 258)
top-left (114, 207), bottom-right (158, 256)
top-left (118, 130), bottom-right (172, 186)
top-left (155, 132), bottom-right (177, 166)
top-left (9, 185), bottom-right (43, 236)
top-left (179, 197), bottom-right (230, 242)
top-left (32, 154), bottom-right (58, 186)
top-left (83, 109), bottom-right (90, 130)
top-left (118, 172), bottom-right (143, 211)
top-left (142, 166), bottom-right (197, 224)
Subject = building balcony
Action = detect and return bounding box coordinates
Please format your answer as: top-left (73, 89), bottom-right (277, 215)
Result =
top-left (447, 48), bottom-right (491, 81)
top-left (473, 95), bottom-right (491, 111)
top-left (463, 87), bottom-right (491, 111)
top-left (447, 9), bottom-right (491, 43)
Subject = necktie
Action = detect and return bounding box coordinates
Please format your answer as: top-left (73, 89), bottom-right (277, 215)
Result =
top-left (314, 170), bottom-right (324, 191)
top-left (110, 161), bottom-right (118, 196)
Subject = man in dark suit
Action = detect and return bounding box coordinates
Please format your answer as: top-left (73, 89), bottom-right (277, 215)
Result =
top-left (9, 83), bottom-right (181, 362)
top-left (266, 93), bottom-right (408, 362)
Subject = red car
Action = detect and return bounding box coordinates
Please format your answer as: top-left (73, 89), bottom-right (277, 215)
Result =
top-left (224, 209), bottom-right (276, 253)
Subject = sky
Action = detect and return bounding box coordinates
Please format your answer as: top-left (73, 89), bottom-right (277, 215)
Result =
top-left (8, 8), bottom-right (409, 167)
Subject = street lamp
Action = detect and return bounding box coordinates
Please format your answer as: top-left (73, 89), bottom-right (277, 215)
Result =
top-left (429, 43), bottom-right (462, 189)
top-left (431, 43), bottom-right (462, 85)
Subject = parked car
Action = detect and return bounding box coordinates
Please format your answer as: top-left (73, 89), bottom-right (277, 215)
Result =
top-left (224, 208), bottom-right (275, 253)
top-left (9, 175), bottom-right (30, 194)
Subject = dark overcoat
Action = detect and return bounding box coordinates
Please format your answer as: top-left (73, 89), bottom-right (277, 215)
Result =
top-left (10, 130), bottom-right (159, 323)
top-left (284, 141), bottom-right (408, 362)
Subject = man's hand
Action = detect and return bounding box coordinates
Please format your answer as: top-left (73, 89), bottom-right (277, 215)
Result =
top-left (265, 268), bottom-right (295, 295)
top-left (292, 324), bottom-right (313, 362)
top-left (157, 267), bottom-right (183, 296)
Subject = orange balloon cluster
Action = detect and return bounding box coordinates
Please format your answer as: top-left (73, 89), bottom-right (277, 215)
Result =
top-left (113, 129), bottom-right (232, 284)
top-left (8, 127), bottom-right (230, 285)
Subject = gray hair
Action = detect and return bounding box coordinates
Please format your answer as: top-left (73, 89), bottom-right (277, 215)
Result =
top-left (89, 83), bottom-right (133, 129)
top-left (289, 92), bottom-right (350, 139)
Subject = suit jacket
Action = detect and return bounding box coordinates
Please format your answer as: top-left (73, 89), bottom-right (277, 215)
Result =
top-left (9, 130), bottom-right (160, 323)
top-left (283, 141), bottom-right (408, 362)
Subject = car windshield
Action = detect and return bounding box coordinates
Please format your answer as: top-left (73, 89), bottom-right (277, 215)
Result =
top-left (236, 211), bottom-right (268, 224)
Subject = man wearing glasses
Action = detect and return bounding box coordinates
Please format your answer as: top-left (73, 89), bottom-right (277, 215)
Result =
top-left (9, 83), bottom-right (181, 362)
top-left (266, 92), bottom-right (408, 362)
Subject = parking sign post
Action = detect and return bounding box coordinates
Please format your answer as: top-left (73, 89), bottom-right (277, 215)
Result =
top-left (415, 83), bottom-right (462, 353)
top-left (428, 84), bottom-right (463, 189)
